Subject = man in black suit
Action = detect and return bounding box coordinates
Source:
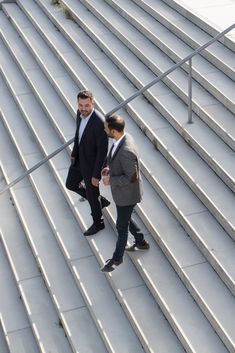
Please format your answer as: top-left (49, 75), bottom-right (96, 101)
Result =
top-left (101, 115), bottom-right (149, 272)
top-left (66, 90), bottom-right (110, 236)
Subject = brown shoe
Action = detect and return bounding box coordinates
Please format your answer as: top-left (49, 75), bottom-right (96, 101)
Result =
top-left (101, 258), bottom-right (123, 272)
top-left (125, 240), bottom-right (150, 252)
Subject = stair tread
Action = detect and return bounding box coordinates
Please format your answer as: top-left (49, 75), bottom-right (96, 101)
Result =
top-left (109, 0), bottom-right (235, 79)
top-left (2, 59), bottom-right (233, 350)
top-left (139, 177), bottom-right (235, 350)
top-left (17, 0), bottom-right (235, 159)
top-left (27, 0), bottom-right (235, 167)
top-left (0, 125), bottom-right (109, 353)
top-left (1, 61), bottom-right (229, 352)
top-left (0, 239), bottom-right (32, 334)
top-left (0, 324), bottom-right (9, 353)
top-left (61, 180), bottom-right (230, 353)
top-left (133, 0), bottom-right (235, 66)
top-left (162, 0), bottom-right (235, 51)
top-left (64, 4), bottom-right (235, 148)
top-left (0, 89), bottom-right (151, 353)
top-left (123, 231), bottom-right (231, 353)
top-left (1, 27), bottom-right (235, 291)
top-left (75, 0), bottom-right (235, 114)
top-left (5, 328), bottom-right (40, 353)
top-left (0, 140), bottom-right (153, 353)
top-left (20, 276), bottom-right (73, 353)
top-left (5, 3), bottom-right (235, 199)
top-left (1, 1), bottom-right (235, 352)
top-left (1, 11), bottom-right (235, 278)
top-left (30, 159), bottom-right (187, 353)
top-left (0, 206), bottom-right (40, 353)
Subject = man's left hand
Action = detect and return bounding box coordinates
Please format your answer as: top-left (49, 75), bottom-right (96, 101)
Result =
top-left (91, 177), bottom-right (100, 187)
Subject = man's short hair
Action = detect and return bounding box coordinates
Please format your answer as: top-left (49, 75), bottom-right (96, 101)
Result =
top-left (77, 90), bottom-right (94, 101)
top-left (106, 115), bottom-right (125, 132)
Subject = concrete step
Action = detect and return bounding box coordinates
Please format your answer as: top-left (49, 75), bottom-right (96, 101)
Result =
top-left (0, 103), bottom-right (109, 353)
top-left (24, 0), bottom-right (235, 204)
top-left (75, 0), bottom-right (235, 115)
top-left (0, 323), bottom-right (9, 353)
top-left (1, 100), bottom-right (229, 353)
top-left (3, 2), bottom-right (235, 242)
top-left (1, 181), bottom-right (109, 353)
top-left (0, 14), bottom-right (75, 144)
top-left (18, 0), bottom-right (235, 155)
top-left (0, 73), bottom-right (189, 353)
top-left (131, 0), bottom-right (235, 79)
top-left (1, 45), bottom-right (233, 353)
top-left (79, 173), bottom-right (235, 353)
top-left (161, 0), bottom-right (235, 52)
top-left (0, 228), bottom-right (40, 353)
top-left (105, 0), bottom-right (235, 92)
top-left (1, 10), bottom-right (235, 298)
top-left (0, 82), bottom-right (161, 353)
top-left (41, 0), bottom-right (235, 153)
top-left (136, 177), bottom-right (235, 353)
top-left (1, 168), bottom-right (88, 353)
top-left (102, 173), bottom-right (235, 353)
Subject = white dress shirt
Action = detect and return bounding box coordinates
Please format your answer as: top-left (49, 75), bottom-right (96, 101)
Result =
top-left (79, 109), bottom-right (94, 143)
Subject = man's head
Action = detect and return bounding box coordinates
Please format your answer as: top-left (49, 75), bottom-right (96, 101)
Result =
top-left (77, 90), bottom-right (94, 117)
top-left (104, 115), bottom-right (125, 139)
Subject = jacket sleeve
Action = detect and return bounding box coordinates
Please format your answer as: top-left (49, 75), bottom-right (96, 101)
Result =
top-left (71, 115), bottom-right (80, 159)
top-left (92, 120), bottom-right (108, 179)
top-left (110, 150), bottom-right (139, 187)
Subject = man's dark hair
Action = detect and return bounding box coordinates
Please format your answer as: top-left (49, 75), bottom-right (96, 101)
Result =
top-left (77, 90), bottom-right (94, 101)
top-left (105, 115), bottom-right (125, 132)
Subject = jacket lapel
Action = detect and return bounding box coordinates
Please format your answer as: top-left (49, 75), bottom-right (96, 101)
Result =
top-left (109, 135), bottom-right (126, 162)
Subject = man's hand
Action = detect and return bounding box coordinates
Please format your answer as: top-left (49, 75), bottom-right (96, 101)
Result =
top-left (102, 176), bottom-right (110, 186)
top-left (101, 167), bottom-right (110, 186)
top-left (91, 177), bottom-right (100, 187)
top-left (101, 167), bottom-right (109, 176)
top-left (70, 157), bottom-right (76, 166)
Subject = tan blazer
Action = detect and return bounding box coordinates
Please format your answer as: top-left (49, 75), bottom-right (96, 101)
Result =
top-left (107, 133), bottom-right (143, 206)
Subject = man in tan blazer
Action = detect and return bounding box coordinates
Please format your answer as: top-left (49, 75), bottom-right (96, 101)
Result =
top-left (101, 115), bottom-right (149, 272)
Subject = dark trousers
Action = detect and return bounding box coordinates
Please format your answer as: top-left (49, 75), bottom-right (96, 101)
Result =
top-left (112, 204), bottom-right (144, 261)
top-left (65, 163), bottom-right (102, 223)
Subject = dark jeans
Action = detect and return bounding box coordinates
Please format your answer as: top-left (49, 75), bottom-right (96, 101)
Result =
top-left (112, 204), bottom-right (144, 262)
top-left (65, 163), bottom-right (102, 223)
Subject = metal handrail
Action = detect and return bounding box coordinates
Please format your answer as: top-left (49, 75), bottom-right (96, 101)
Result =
top-left (0, 22), bottom-right (234, 195)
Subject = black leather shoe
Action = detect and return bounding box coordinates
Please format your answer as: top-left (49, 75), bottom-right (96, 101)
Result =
top-left (101, 258), bottom-right (123, 272)
top-left (84, 222), bottom-right (105, 236)
top-left (125, 240), bottom-right (150, 252)
top-left (100, 196), bottom-right (111, 209)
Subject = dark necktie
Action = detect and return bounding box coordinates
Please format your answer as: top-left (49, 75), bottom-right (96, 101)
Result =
top-left (109, 143), bottom-right (115, 158)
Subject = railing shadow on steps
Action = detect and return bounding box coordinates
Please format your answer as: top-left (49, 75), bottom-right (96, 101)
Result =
top-left (0, 22), bottom-right (234, 195)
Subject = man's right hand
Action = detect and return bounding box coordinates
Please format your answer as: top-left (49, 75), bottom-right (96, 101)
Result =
top-left (102, 176), bottom-right (110, 186)
top-left (101, 167), bottom-right (110, 185)
top-left (101, 167), bottom-right (109, 176)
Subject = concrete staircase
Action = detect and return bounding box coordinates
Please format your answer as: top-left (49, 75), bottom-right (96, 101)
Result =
top-left (0, 1), bottom-right (234, 352)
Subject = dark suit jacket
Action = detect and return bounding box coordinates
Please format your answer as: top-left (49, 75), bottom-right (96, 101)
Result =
top-left (108, 133), bottom-right (143, 206)
top-left (71, 109), bottom-right (108, 180)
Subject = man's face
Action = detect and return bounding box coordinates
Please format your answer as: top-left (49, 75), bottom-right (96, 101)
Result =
top-left (104, 122), bottom-right (115, 138)
top-left (78, 97), bottom-right (94, 117)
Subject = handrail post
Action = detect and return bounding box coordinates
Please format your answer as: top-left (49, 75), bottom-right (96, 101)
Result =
top-left (188, 58), bottom-right (193, 124)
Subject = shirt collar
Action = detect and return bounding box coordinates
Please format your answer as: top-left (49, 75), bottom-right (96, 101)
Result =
top-left (113, 133), bottom-right (125, 147)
